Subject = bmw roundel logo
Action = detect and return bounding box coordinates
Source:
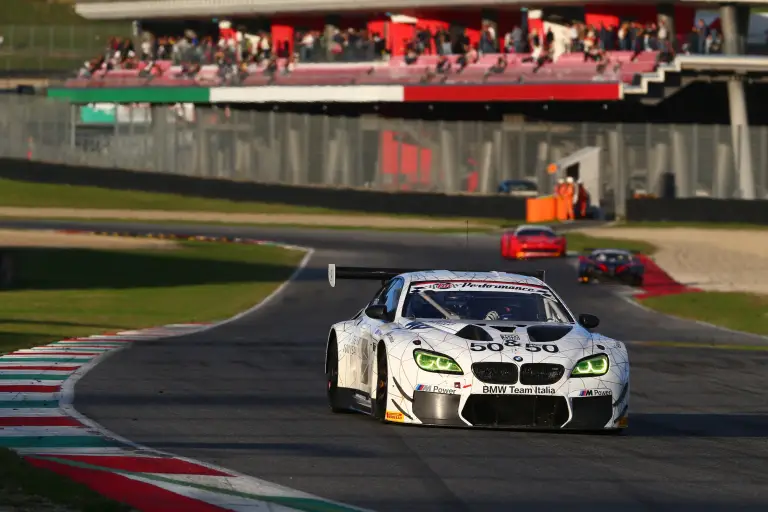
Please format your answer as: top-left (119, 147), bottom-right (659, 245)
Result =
top-left (513, 356), bottom-right (523, 362)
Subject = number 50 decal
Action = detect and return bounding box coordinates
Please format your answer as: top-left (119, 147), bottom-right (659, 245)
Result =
top-left (470, 343), bottom-right (559, 353)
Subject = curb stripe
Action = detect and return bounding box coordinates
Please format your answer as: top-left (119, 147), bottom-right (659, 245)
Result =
top-left (0, 400), bottom-right (59, 408)
top-left (34, 455), bottom-right (367, 511)
top-left (40, 454), bottom-right (231, 475)
top-left (0, 366), bottom-right (80, 371)
top-left (0, 358), bottom-right (92, 363)
top-left (27, 457), bottom-right (232, 512)
top-left (0, 385), bottom-right (61, 392)
top-left (0, 417), bottom-right (81, 427)
top-left (0, 375), bottom-right (70, 381)
top-left (10, 352), bottom-right (102, 356)
top-left (0, 436), bottom-right (123, 448)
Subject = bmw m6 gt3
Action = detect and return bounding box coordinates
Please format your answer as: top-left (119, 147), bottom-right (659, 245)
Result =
top-left (325, 265), bottom-right (629, 432)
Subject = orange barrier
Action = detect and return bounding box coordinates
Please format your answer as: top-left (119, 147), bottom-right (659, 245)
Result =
top-left (526, 195), bottom-right (571, 223)
top-left (526, 196), bottom-right (557, 222)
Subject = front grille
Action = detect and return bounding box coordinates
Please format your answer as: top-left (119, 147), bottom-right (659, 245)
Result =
top-left (519, 364), bottom-right (565, 385)
top-left (462, 395), bottom-right (569, 428)
top-left (472, 362), bottom-right (518, 384)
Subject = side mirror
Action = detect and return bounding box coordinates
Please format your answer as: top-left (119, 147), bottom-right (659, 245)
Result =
top-left (365, 304), bottom-right (389, 320)
top-left (578, 313), bottom-right (600, 329)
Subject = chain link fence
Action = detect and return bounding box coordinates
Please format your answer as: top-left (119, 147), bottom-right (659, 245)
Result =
top-left (0, 25), bottom-right (130, 72)
top-left (1, 95), bottom-right (767, 208)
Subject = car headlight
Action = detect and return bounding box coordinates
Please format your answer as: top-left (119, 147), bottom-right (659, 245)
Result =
top-left (571, 354), bottom-right (609, 377)
top-left (413, 349), bottom-right (463, 375)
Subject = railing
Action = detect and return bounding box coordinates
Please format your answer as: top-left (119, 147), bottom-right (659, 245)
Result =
top-left (1, 95), bottom-right (766, 204)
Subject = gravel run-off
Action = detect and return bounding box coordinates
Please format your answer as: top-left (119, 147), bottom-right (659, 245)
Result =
top-left (576, 227), bottom-right (768, 295)
top-left (0, 229), bottom-right (179, 250)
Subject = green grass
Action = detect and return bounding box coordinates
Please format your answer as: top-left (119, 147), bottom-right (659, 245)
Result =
top-left (0, 178), bottom-right (510, 227)
top-left (0, 239), bottom-right (303, 509)
top-left (565, 232), bottom-right (657, 254)
top-left (641, 292), bottom-right (768, 336)
top-left (0, 241), bottom-right (303, 353)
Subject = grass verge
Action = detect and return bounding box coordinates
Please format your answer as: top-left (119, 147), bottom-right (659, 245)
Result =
top-left (640, 292), bottom-right (768, 337)
top-left (0, 178), bottom-right (508, 228)
top-left (0, 216), bottom-right (502, 234)
top-left (0, 239), bottom-right (304, 509)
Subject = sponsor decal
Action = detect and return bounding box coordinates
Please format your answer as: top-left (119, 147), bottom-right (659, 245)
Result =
top-left (385, 411), bottom-right (404, 422)
top-left (513, 356), bottom-right (523, 362)
top-left (411, 282), bottom-right (544, 294)
top-left (578, 389), bottom-right (611, 397)
top-left (453, 382), bottom-right (461, 389)
top-left (341, 344), bottom-right (357, 355)
top-left (481, 385), bottom-right (556, 395)
top-left (501, 334), bottom-right (520, 342)
top-left (470, 341), bottom-right (559, 353)
top-left (405, 321), bottom-right (432, 331)
top-left (415, 384), bottom-right (457, 395)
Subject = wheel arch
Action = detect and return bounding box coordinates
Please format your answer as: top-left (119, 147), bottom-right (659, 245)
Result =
top-left (325, 328), bottom-right (337, 374)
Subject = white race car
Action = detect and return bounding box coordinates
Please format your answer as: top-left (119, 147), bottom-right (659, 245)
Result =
top-left (325, 265), bottom-right (629, 432)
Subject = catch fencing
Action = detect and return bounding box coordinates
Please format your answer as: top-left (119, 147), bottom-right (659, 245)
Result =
top-left (1, 95), bottom-right (767, 215)
top-left (0, 24), bottom-right (131, 72)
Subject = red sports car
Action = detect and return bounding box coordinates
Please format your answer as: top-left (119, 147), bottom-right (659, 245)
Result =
top-left (500, 225), bottom-right (567, 259)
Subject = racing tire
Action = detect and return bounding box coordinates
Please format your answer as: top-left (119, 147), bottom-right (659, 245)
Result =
top-left (373, 342), bottom-right (389, 423)
top-left (326, 337), bottom-right (346, 413)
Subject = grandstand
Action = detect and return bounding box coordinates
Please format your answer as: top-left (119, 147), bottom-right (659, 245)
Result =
top-left (27, 0), bottom-right (768, 209)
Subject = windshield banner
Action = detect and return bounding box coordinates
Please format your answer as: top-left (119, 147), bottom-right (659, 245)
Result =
top-left (409, 281), bottom-right (550, 295)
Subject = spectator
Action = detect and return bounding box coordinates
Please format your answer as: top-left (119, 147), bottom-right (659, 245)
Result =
top-left (695, 19), bottom-right (709, 54)
top-left (435, 54), bottom-right (452, 74)
top-left (522, 40), bottom-right (548, 73)
top-left (485, 55), bottom-right (507, 76)
top-left (655, 38), bottom-right (675, 67)
top-left (630, 28), bottom-right (646, 61)
top-left (480, 23), bottom-right (497, 53)
top-left (455, 44), bottom-right (478, 72)
top-left (404, 47), bottom-right (419, 65)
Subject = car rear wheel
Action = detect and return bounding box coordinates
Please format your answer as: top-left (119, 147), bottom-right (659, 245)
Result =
top-left (374, 343), bottom-right (389, 422)
top-left (326, 337), bottom-right (346, 413)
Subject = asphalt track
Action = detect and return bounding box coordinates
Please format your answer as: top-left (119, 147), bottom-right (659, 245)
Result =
top-left (5, 219), bottom-right (768, 512)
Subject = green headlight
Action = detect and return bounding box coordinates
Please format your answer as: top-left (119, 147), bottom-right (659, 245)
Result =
top-left (571, 354), bottom-right (609, 377)
top-left (413, 349), bottom-right (463, 374)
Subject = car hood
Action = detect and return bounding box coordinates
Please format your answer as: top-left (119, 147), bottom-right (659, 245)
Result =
top-left (401, 319), bottom-right (593, 365)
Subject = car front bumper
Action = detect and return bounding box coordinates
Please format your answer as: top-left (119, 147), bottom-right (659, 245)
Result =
top-left (391, 380), bottom-right (629, 430)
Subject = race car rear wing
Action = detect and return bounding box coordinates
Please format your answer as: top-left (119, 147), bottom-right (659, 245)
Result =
top-left (328, 264), bottom-right (545, 287)
top-left (583, 247), bottom-right (642, 254)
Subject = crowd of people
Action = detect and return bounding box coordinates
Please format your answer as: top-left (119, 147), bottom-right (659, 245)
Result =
top-left (78, 16), bottom-right (728, 82)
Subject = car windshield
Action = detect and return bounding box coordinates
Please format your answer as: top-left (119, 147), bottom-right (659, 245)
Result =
top-left (509, 181), bottom-right (537, 191)
top-left (516, 229), bottom-right (555, 237)
top-left (401, 280), bottom-right (573, 323)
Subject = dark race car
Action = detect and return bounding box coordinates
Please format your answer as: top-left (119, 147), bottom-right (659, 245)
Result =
top-left (578, 248), bottom-right (645, 286)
